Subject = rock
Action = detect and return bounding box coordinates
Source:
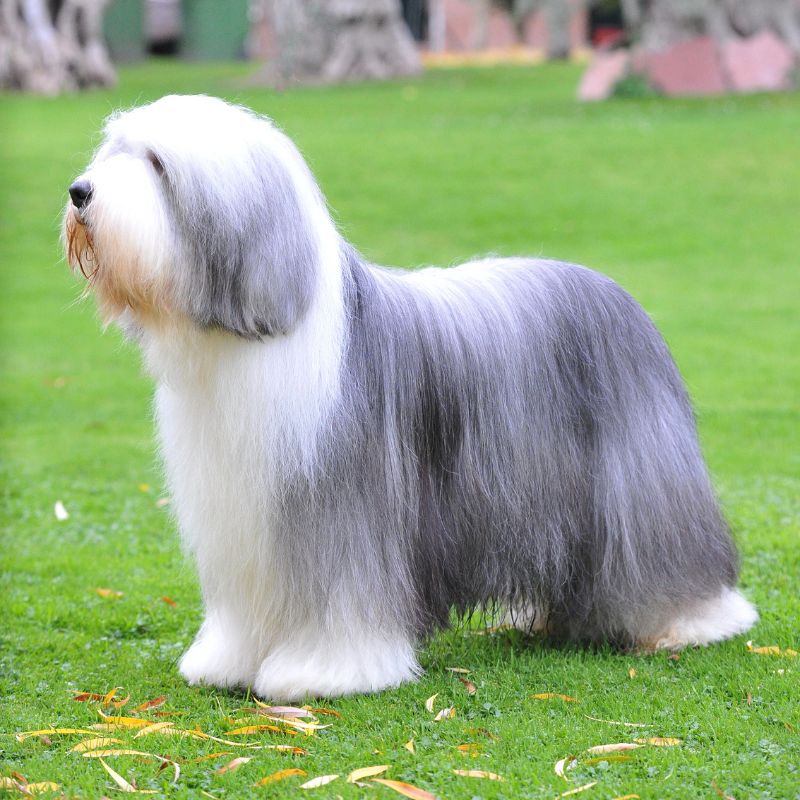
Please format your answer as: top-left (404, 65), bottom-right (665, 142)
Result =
top-left (722, 31), bottom-right (795, 93)
top-left (577, 49), bottom-right (629, 101)
top-left (637, 36), bottom-right (727, 96)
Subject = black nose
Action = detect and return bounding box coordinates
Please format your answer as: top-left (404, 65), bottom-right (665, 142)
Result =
top-left (69, 180), bottom-right (93, 210)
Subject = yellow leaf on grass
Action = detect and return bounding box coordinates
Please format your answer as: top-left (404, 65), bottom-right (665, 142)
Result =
top-left (612, 795), bottom-right (640, 800)
top-left (555, 756), bottom-right (577, 778)
top-left (71, 738), bottom-right (123, 752)
top-left (636, 737), bottom-right (682, 747)
top-left (404, 739), bottom-right (415, 754)
top-left (372, 778), bottom-right (438, 799)
top-left (73, 691), bottom-right (105, 702)
top-left (82, 749), bottom-right (159, 759)
top-left (0, 777), bottom-right (23, 790)
top-left (746, 641), bottom-right (798, 657)
top-left (255, 768), bottom-right (307, 785)
top-left (15, 727), bottom-right (98, 742)
top-left (102, 688), bottom-right (118, 706)
top-left (586, 743), bottom-right (641, 754)
top-left (99, 758), bottom-right (135, 793)
top-left (463, 727), bottom-right (497, 740)
top-left (138, 484), bottom-right (150, 493)
top-left (113, 695), bottom-right (131, 710)
top-left (92, 588), bottom-right (123, 599)
top-left (582, 755), bottom-right (634, 766)
top-left (446, 667), bottom-right (470, 674)
top-left (259, 715), bottom-right (329, 733)
top-left (456, 743), bottom-right (482, 754)
top-left (583, 715), bottom-right (647, 728)
top-left (628, 668), bottom-right (637, 679)
top-left (26, 781), bottom-right (61, 794)
top-left (226, 724), bottom-right (288, 736)
top-left (300, 774), bottom-right (339, 789)
top-left (531, 693), bottom-right (578, 703)
top-left (96, 711), bottom-right (154, 728)
top-left (452, 769), bottom-right (505, 781)
top-left (133, 722), bottom-right (175, 738)
top-left (433, 706), bottom-right (456, 721)
top-left (305, 707), bottom-right (341, 718)
top-left (424, 693), bottom-right (438, 713)
top-left (348, 765), bottom-right (389, 782)
top-left (187, 752), bottom-right (233, 764)
top-left (561, 781), bottom-right (598, 797)
top-left (216, 756), bottom-right (251, 775)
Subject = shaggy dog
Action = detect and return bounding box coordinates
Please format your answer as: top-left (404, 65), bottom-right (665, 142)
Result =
top-left (64, 95), bottom-right (757, 700)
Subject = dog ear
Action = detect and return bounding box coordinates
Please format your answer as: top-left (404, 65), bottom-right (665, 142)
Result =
top-left (169, 138), bottom-right (318, 339)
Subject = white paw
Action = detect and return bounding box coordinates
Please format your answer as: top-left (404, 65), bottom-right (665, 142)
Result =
top-left (253, 633), bottom-right (420, 701)
top-left (179, 617), bottom-right (259, 689)
top-left (654, 587), bottom-right (758, 649)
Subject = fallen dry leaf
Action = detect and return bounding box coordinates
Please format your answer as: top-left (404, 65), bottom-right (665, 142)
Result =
top-left (459, 677), bottom-right (477, 696)
top-left (424, 693), bottom-right (438, 713)
top-left (132, 696), bottom-right (167, 714)
top-left (372, 778), bottom-right (438, 799)
top-left (54, 501), bottom-right (69, 521)
top-left (160, 596), bottom-right (177, 607)
top-left (255, 768), bottom-right (307, 785)
top-left (74, 692), bottom-right (105, 702)
top-left (583, 715), bottom-right (648, 728)
top-left (446, 667), bottom-right (470, 674)
top-left (463, 727), bottom-right (497, 740)
top-left (587, 743), bottom-right (641, 754)
top-left (452, 769), bottom-right (504, 781)
top-left (226, 724), bottom-right (289, 736)
top-left (187, 752), bottom-right (233, 764)
top-left (99, 758), bottom-right (136, 793)
top-left (138, 484), bottom-right (150, 493)
top-left (628, 668), bottom-right (637, 679)
top-left (24, 782), bottom-right (61, 795)
top-left (531, 693), bottom-right (578, 703)
top-left (745, 641), bottom-right (798, 657)
top-left (555, 756), bottom-right (577, 778)
top-left (215, 756), bottom-right (251, 775)
top-left (92, 588), bottom-right (123, 599)
top-left (305, 707), bottom-right (341, 718)
top-left (0, 778), bottom-right (23, 791)
top-left (300, 774), bottom-right (339, 789)
top-left (561, 781), bottom-right (598, 797)
top-left (252, 701), bottom-right (315, 716)
top-left (133, 722), bottom-right (175, 738)
top-left (611, 795), bottom-right (640, 800)
top-left (348, 765), bottom-right (389, 782)
top-left (112, 695), bottom-right (130, 710)
top-left (82, 748), bottom-right (160, 759)
top-left (582, 755), bottom-right (635, 766)
top-left (15, 727), bottom-right (98, 742)
top-left (712, 780), bottom-right (736, 800)
top-left (456, 743), bottom-right (482, 754)
top-left (102, 688), bottom-right (118, 707)
top-left (404, 738), bottom-right (415, 754)
top-left (96, 711), bottom-right (154, 729)
top-left (155, 497), bottom-right (170, 508)
top-left (635, 737), bottom-right (681, 747)
top-left (71, 737), bottom-right (124, 752)
top-left (433, 706), bottom-right (456, 721)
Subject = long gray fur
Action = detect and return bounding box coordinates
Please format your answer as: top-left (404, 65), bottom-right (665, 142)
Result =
top-left (262, 245), bottom-right (738, 646)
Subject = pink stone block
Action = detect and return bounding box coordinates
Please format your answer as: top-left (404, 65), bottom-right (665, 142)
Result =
top-left (639, 36), bottom-right (727, 96)
top-left (578, 50), bottom-right (629, 101)
top-left (722, 31), bottom-right (795, 93)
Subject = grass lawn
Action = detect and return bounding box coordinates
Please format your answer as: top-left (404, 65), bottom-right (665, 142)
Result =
top-left (1, 60), bottom-right (798, 799)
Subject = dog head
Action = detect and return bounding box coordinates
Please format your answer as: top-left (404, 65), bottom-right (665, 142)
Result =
top-left (64, 95), bottom-right (321, 337)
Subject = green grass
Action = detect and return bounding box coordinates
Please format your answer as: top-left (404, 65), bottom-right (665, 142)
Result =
top-left (1, 59), bottom-right (798, 799)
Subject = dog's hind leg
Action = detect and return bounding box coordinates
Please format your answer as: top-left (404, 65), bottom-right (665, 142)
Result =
top-left (646, 587), bottom-right (758, 651)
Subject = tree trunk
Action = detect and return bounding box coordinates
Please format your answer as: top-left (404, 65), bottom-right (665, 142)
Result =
top-left (257, 0), bottom-right (421, 86)
top-left (0, 0), bottom-right (116, 94)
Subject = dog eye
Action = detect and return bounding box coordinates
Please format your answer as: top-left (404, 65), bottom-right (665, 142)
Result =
top-left (146, 150), bottom-right (165, 176)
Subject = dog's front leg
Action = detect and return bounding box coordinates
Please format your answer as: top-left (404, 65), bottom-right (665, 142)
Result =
top-left (179, 608), bottom-right (261, 689)
top-left (252, 624), bottom-right (420, 701)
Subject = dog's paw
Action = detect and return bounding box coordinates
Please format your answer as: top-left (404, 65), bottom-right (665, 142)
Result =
top-left (179, 618), bottom-right (258, 689)
top-left (253, 634), bottom-right (420, 701)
